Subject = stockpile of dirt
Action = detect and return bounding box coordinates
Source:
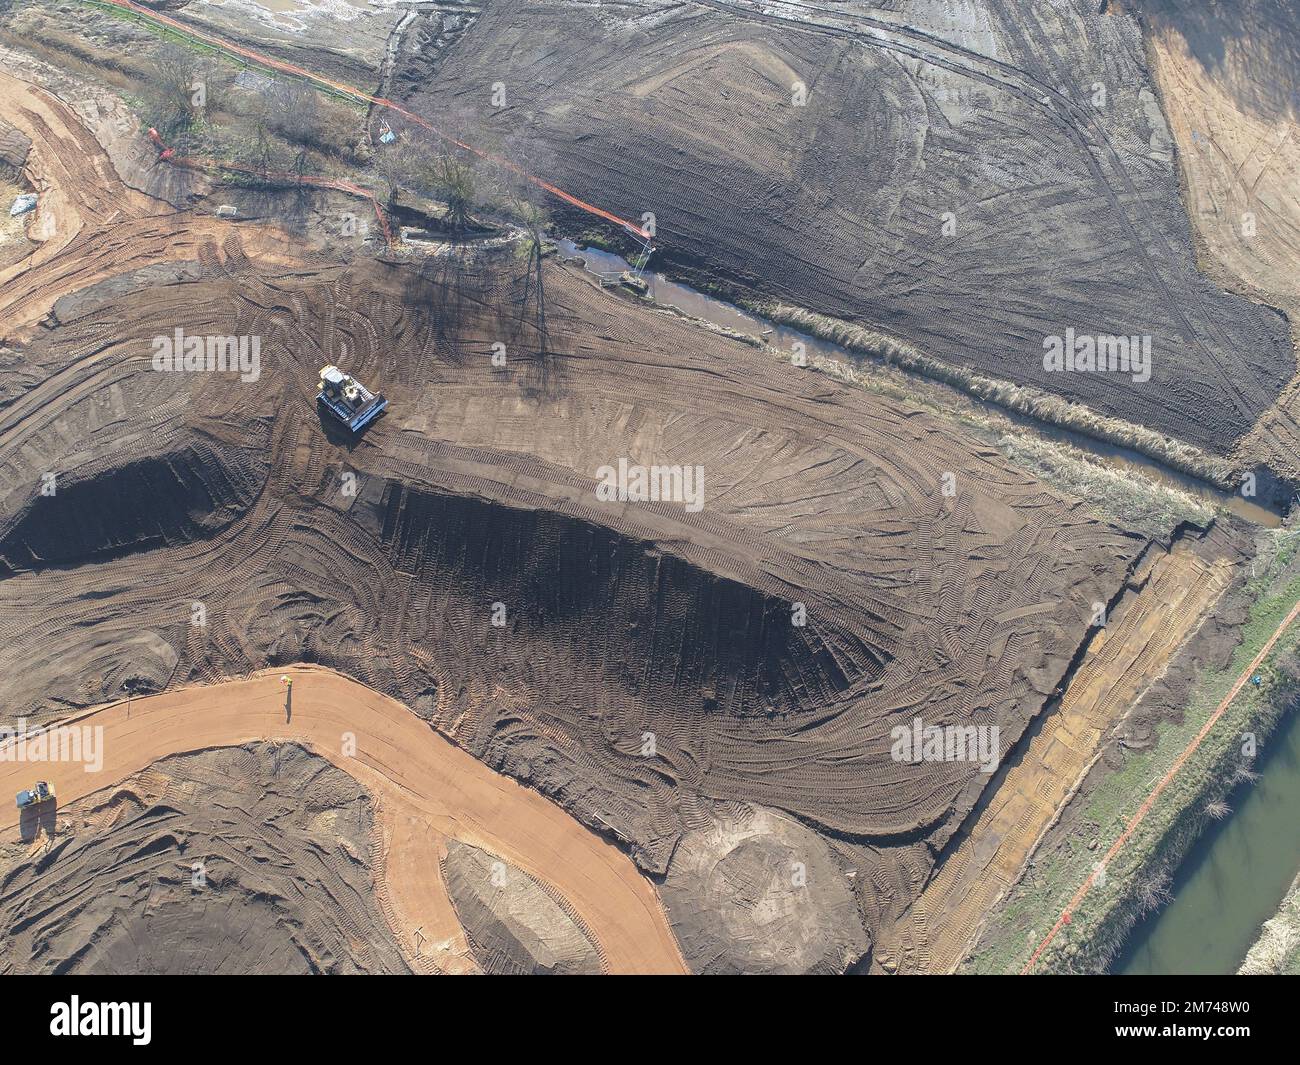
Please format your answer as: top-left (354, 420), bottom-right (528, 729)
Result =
top-left (0, 669), bottom-right (688, 974)
top-left (391, 0), bottom-right (1292, 463)
top-left (0, 743), bottom-right (410, 974)
top-left (0, 240), bottom-right (1148, 955)
top-left (661, 803), bottom-right (869, 974)
top-left (440, 840), bottom-right (603, 975)
top-left (0, 116), bottom-right (29, 174)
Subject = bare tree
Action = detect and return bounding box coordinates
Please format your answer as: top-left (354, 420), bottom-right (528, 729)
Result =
top-left (253, 121), bottom-right (276, 180)
top-left (1134, 870), bottom-right (1173, 917)
top-left (1204, 798), bottom-right (1232, 820)
top-left (513, 197), bottom-right (550, 358)
top-left (430, 150), bottom-right (477, 234)
top-left (262, 79), bottom-right (327, 152)
top-left (148, 42), bottom-right (203, 136)
top-left (146, 42), bottom-right (231, 140)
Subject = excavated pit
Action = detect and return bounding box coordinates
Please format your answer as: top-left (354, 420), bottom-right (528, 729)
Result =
top-left (0, 445), bottom-right (263, 576)
top-left (0, 247), bottom-right (1149, 960)
top-left (374, 484), bottom-right (877, 720)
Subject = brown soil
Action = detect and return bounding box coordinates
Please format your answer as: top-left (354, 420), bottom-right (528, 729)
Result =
top-left (0, 68), bottom-right (305, 343)
top-left (392, 0), bottom-right (1293, 462)
top-left (0, 4), bottom-right (1239, 972)
top-left (0, 742), bottom-right (412, 974)
top-left (0, 668), bottom-right (687, 974)
top-left (884, 534), bottom-right (1235, 973)
top-left (1138, 7), bottom-right (1300, 494)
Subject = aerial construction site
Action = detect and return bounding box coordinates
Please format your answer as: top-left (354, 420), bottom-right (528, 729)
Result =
top-left (0, 0), bottom-right (1298, 989)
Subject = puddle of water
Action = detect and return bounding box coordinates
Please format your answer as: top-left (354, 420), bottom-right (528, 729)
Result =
top-left (1003, 413), bottom-right (1281, 528)
top-left (557, 238), bottom-right (878, 362)
top-left (1114, 702), bottom-right (1300, 974)
top-left (555, 241), bottom-right (1282, 527)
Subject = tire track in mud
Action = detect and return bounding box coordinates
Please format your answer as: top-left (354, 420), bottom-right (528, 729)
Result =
top-left (696, 0), bottom-right (1272, 422)
top-left (0, 39), bottom-right (1165, 957)
top-left (0, 667), bottom-right (689, 975)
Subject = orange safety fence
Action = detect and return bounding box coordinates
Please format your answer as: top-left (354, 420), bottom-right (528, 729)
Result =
top-left (96, 0), bottom-right (649, 239)
top-left (1022, 598), bottom-right (1300, 973)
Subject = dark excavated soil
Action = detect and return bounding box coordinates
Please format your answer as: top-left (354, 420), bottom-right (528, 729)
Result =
top-left (0, 446), bottom-right (262, 576)
top-left (391, 0), bottom-right (1293, 458)
top-left (0, 243), bottom-right (1149, 958)
top-left (0, 743), bottom-right (409, 975)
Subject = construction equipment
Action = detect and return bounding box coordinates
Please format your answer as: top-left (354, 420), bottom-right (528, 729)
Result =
top-left (316, 365), bottom-right (387, 432)
top-left (622, 224), bottom-right (655, 281)
top-left (15, 781), bottom-right (54, 810)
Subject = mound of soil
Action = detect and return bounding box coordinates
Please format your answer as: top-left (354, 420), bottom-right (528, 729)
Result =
top-left (0, 743), bottom-right (409, 974)
top-left (662, 803), bottom-right (870, 974)
top-left (440, 839), bottom-right (602, 975)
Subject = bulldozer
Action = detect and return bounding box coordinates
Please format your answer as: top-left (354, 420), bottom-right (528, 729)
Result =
top-left (316, 365), bottom-right (387, 433)
top-left (15, 781), bottom-right (54, 809)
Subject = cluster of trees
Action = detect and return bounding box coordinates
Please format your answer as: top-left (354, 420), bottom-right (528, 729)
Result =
top-left (142, 37), bottom-right (557, 359)
top-left (143, 40), bottom-right (354, 173)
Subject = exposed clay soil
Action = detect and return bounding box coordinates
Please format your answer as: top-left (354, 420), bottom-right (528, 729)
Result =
top-left (1134, 1), bottom-right (1300, 494)
top-left (0, 670), bottom-right (688, 974)
top-left (1, 0), bottom-right (1284, 975)
top-left (0, 225), bottom-right (1150, 961)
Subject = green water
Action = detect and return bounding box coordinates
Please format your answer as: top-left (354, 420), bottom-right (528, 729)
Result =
top-left (1114, 703), bottom-right (1300, 974)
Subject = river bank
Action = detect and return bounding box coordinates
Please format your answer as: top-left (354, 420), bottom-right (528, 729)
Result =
top-left (965, 526), bottom-right (1300, 973)
top-left (1114, 696), bottom-right (1300, 974)
top-left (1239, 870), bottom-right (1300, 975)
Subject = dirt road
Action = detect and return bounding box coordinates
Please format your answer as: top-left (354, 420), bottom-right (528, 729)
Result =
top-left (0, 667), bottom-right (688, 975)
top-left (0, 68), bottom-right (302, 342)
top-left (886, 543), bottom-right (1232, 973)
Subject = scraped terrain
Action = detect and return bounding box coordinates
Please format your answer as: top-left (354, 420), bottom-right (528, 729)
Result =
top-left (0, 0), bottom-right (1276, 975)
top-left (0, 742), bottom-right (411, 974)
top-left (887, 533), bottom-right (1236, 973)
top-left (0, 669), bottom-right (687, 974)
top-left (440, 839), bottom-right (603, 975)
top-left (391, 0), bottom-right (1293, 466)
top-left (0, 69), bottom-right (304, 345)
top-left (1138, 0), bottom-right (1300, 490)
top-left (0, 218), bottom-right (1158, 951)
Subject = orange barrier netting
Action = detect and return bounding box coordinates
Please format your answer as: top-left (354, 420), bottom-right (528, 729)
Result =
top-left (1022, 598), bottom-right (1300, 973)
top-left (98, 0), bottom-right (649, 238)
